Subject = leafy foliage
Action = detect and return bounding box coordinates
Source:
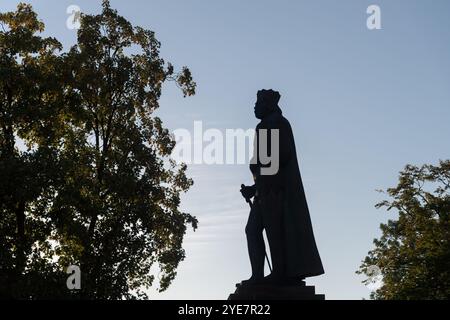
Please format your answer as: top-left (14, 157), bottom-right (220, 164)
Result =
top-left (0, 1), bottom-right (196, 299)
top-left (358, 160), bottom-right (450, 300)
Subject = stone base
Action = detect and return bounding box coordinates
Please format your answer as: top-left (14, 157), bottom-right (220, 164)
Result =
top-left (228, 280), bottom-right (325, 300)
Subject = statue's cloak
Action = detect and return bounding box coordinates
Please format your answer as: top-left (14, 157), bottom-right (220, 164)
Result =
top-left (251, 111), bottom-right (324, 278)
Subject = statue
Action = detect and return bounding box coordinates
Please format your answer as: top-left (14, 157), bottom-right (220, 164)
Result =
top-left (238, 89), bottom-right (324, 289)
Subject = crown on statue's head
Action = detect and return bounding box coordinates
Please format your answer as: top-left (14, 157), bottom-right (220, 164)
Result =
top-left (257, 89), bottom-right (281, 105)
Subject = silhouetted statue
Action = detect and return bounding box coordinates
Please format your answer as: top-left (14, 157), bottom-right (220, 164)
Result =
top-left (240, 89), bottom-right (324, 286)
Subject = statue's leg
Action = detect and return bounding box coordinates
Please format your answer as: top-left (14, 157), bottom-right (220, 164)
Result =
top-left (245, 201), bottom-right (265, 281)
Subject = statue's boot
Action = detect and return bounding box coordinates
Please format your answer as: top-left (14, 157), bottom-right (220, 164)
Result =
top-left (259, 273), bottom-right (288, 286)
top-left (241, 241), bottom-right (265, 286)
top-left (260, 273), bottom-right (305, 286)
top-left (240, 275), bottom-right (265, 286)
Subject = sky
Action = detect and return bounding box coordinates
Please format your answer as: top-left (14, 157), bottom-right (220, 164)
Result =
top-left (1, 0), bottom-right (450, 300)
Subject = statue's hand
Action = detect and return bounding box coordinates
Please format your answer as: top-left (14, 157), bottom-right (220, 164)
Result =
top-left (240, 184), bottom-right (256, 200)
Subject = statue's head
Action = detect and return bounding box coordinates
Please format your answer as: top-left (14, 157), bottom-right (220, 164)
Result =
top-left (254, 89), bottom-right (281, 119)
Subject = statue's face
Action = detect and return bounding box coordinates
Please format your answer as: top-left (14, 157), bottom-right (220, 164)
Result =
top-left (254, 98), bottom-right (269, 119)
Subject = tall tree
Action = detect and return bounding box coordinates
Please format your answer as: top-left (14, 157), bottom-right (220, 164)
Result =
top-left (0, 3), bottom-right (68, 298)
top-left (52, 0), bottom-right (197, 299)
top-left (0, 1), bottom-right (197, 299)
top-left (358, 160), bottom-right (450, 300)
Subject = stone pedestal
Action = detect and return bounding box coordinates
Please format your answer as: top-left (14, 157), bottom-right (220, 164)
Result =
top-left (228, 280), bottom-right (325, 300)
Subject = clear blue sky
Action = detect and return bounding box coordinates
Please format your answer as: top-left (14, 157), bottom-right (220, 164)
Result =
top-left (2, 0), bottom-right (450, 299)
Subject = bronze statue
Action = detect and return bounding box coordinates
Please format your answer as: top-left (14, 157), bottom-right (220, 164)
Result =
top-left (240, 89), bottom-right (324, 286)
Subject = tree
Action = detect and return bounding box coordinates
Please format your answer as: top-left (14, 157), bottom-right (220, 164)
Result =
top-left (0, 3), bottom-right (69, 298)
top-left (358, 160), bottom-right (450, 300)
top-left (0, 1), bottom-right (197, 299)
